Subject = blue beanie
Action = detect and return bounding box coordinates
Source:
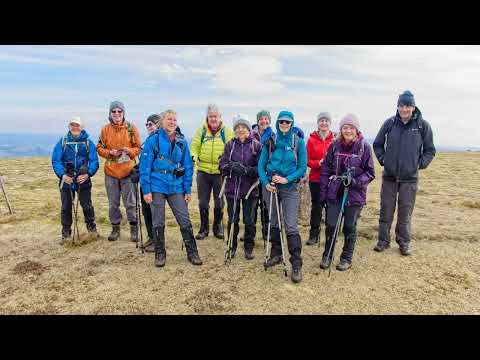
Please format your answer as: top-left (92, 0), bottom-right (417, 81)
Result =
top-left (277, 110), bottom-right (294, 122)
top-left (397, 90), bottom-right (415, 107)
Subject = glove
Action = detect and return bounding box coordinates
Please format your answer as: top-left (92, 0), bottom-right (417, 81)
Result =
top-left (320, 200), bottom-right (327, 208)
top-left (246, 166), bottom-right (257, 178)
top-left (130, 166), bottom-right (140, 184)
top-left (231, 162), bottom-right (247, 177)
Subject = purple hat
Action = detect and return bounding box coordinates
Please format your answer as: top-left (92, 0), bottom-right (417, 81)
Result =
top-left (339, 114), bottom-right (360, 132)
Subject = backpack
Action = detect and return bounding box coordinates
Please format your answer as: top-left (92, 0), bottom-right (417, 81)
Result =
top-left (153, 131), bottom-right (186, 167)
top-left (200, 126), bottom-right (226, 145)
top-left (266, 132), bottom-right (300, 165)
top-left (384, 115), bottom-right (426, 146)
top-left (227, 138), bottom-right (261, 162)
top-left (62, 136), bottom-right (90, 154)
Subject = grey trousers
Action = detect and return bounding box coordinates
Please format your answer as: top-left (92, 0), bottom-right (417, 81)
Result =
top-left (262, 184), bottom-right (300, 236)
top-left (105, 174), bottom-right (137, 225)
top-left (378, 179), bottom-right (418, 247)
top-left (150, 193), bottom-right (192, 229)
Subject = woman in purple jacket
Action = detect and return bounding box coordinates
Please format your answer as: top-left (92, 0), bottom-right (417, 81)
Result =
top-left (219, 114), bottom-right (262, 260)
top-left (319, 114), bottom-right (375, 271)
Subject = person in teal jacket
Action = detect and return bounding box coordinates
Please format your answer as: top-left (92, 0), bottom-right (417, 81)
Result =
top-left (139, 110), bottom-right (202, 268)
top-left (51, 117), bottom-right (99, 244)
top-left (258, 110), bottom-right (307, 283)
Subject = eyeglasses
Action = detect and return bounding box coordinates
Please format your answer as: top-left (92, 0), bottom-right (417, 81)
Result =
top-left (278, 120), bottom-right (292, 125)
top-left (145, 122), bottom-right (155, 127)
top-left (111, 110), bottom-right (123, 114)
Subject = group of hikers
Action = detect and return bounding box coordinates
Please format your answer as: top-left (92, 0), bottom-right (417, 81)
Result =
top-left (51, 90), bottom-right (436, 283)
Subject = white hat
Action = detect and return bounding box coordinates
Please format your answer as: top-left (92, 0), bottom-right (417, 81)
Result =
top-left (69, 116), bottom-right (82, 127)
top-left (233, 114), bottom-right (251, 131)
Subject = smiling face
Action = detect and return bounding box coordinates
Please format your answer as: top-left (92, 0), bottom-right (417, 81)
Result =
top-left (318, 118), bottom-right (331, 132)
top-left (257, 116), bottom-right (270, 131)
top-left (398, 104), bottom-right (415, 121)
top-left (69, 123), bottom-right (82, 136)
top-left (110, 107), bottom-right (124, 125)
top-left (235, 124), bottom-right (249, 140)
top-left (341, 124), bottom-right (358, 143)
top-left (278, 119), bottom-right (292, 133)
top-left (163, 113), bottom-right (177, 134)
top-left (145, 120), bottom-right (157, 135)
top-left (207, 111), bottom-right (220, 129)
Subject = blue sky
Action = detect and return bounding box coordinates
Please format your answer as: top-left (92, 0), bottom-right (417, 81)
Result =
top-left (0, 45), bottom-right (479, 146)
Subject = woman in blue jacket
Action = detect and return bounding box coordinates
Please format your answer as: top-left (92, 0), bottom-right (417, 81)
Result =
top-left (51, 117), bottom-right (99, 244)
top-left (140, 110), bottom-right (202, 268)
top-left (258, 110), bottom-right (307, 283)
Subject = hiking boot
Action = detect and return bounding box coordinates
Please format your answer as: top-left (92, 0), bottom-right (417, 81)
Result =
top-left (108, 224), bottom-right (121, 241)
top-left (154, 226), bottom-right (166, 267)
top-left (399, 245), bottom-right (411, 256)
top-left (291, 267), bottom-right (303, 283)
top-left (264, 255), bottom-right (282, 269)
top-left (195, 208), bottom-right (209, 240)
top-left (86, 222), bottom-right (98, 236)
top-left (336, 260), bottom-right (352, 271)
top-left (130, 223), bottom-right (139, 243)
top-left (320, 256), bottom-right (331, 270)
top-left (60, 228), bottom-right (71, 245)
top-left (144, 238), bottom-right (155, 252)
top-left (306, 234), bottom-right (319, 246)
top-left (180, 227), bottom-right (203, 266)
top-left (245, 248), bottom-right (254, 260)
top-left (306, 226), bottom-right (320, 246)
top-left (374, 241), bottom-right (390, 252)
top-left (212, 208), bottom-right (224, 239)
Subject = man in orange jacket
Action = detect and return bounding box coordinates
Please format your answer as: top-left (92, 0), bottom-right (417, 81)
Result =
top-left (97, 101), bottom-right (142, 242)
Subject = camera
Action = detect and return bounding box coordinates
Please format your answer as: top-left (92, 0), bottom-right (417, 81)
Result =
top-left (173, 167), bottom-right (185, 178)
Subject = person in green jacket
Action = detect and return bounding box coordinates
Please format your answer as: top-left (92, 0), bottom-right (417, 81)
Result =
top-left (190, 103), bottom-right (234, 240)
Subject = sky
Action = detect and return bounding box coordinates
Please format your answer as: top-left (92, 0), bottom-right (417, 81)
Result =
top-left (0, 45), bottom-right (479, 147)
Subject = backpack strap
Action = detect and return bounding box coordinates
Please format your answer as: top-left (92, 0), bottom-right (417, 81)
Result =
top-left (228, 139), bottom-right (236, 162)
top-left (200, 127), bottom-right (207, 144)
top-left (220, 128), bottom-right (226, 144)
top-left (126, 121), bottom-right (136, 147)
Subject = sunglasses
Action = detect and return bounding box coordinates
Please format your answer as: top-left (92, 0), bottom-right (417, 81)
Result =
top-left (278, 120), bottom-right (292, 125)
top-left (145, 122), bottom-right (155, 127)
top-left (111, 110), bottom-right (123, 114)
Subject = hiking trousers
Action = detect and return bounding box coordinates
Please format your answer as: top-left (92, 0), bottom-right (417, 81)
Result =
top-left (105, 174), bottom-right (137, 225)
top-left (60, 180), bottom-right (95, 229)
top-left (378, 179), bottom-right (418, 247)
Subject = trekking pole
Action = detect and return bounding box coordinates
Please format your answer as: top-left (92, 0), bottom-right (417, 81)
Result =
top-left (136, 183), bottom-right (144, 254)
top-left (319, 202), bottom-right (327, 248)
top-left (274, 189), bottom-right (288, 278)
top-left (264, 188), bottom-right (274, 269)
top-left (224, 177), bottom-right (241, 264)
top-left (325, 170), bottom-right (352, 277)
top-left (69, 185), bottom-right (79, 244)
top-left (0, 175), bottom-right (13, 215)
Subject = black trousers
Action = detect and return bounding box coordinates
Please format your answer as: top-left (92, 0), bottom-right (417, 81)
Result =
top-left (196, 171), bottom-right (224, 211)
top-left (140, 187), bottom-right (154, 240)
top-left (226, 196), bottom-right (257, 251)
top-left (60, 181), bottom-right (95, 229)
top-left (254, 184), bottom-right (269, 238)
top-left (323, 200), bottom-right (362, 263)
top-left (309, 182), bottom-right (325, 237)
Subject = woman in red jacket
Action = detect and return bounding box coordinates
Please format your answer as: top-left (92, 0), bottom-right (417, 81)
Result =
top-left (306, 112), bottom-right (335, 245)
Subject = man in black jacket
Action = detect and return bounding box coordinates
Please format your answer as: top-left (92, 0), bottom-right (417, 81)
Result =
top-left (373, 90), bottom-right (436, 256)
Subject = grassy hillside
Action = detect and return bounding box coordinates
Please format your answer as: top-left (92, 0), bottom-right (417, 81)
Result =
top-left (0, 153), bottom-right (479, 314)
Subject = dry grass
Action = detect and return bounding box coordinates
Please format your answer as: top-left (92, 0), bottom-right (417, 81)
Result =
top-left (0, 153), bottom-right (479, 314)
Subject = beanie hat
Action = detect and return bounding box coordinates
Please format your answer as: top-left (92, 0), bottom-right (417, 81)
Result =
top-left (233, 114), bottom-right (251, 131)
top-left (339, 114), bottom-right (360, 132)
top-left (69, 116), bottom-right (82, 127)
top-left (397, 90), bottom-right (416, 107)
top-left (256, 110), bottom-right (271, 123)
top-left (146, 114), bottom-right (162, 126)
top-left (277, 110), bottom-right (294, 123)
top-left (109, 100), bottom-right (125, 113)
top-left (317, 112), bottom-right (332, 124)
top-left (206, 103), bottom-right (221, 115)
